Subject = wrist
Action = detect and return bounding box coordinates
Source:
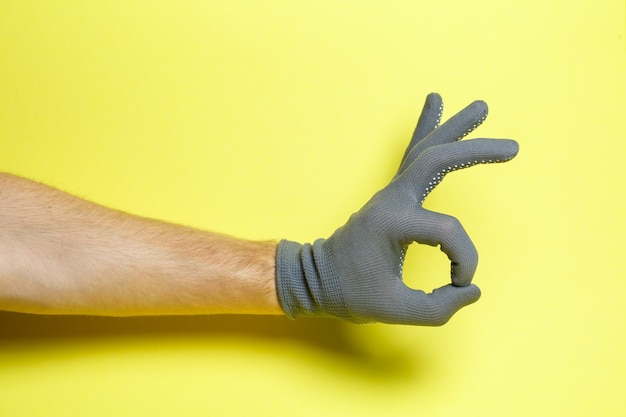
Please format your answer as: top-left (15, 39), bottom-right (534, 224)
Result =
top-left (275, 240), bottom-right (311, 318)
top-left (276, 239), bottom-right (355, 321)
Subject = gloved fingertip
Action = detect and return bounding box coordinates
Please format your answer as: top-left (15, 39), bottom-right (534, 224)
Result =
top-left (461, 283), bottom-right (481, 303)
top-left (505, 139), bottom-right (520, 159)
top-left (426, 92), bottom-right (443, 103)
top-left (472, 99), bottom-right (488, 108)
top-left (469, 99), bottom-right (488, 119)
top-left (449, 248), bottom-right (478, 287)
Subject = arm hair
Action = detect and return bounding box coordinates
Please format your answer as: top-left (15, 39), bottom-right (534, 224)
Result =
top-left (0, 172), bottom-right (283, 316)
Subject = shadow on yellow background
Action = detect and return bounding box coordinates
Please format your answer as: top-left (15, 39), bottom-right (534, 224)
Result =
top-left (1, 1), bottom-right (625, 416)
top-left (0, 312), bottom-right (415, 376)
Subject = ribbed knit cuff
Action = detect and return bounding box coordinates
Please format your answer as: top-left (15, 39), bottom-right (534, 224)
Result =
top-left (276, 239), bottom-right (354, 321)
top-left (276, 239), bottom-right (314, 319)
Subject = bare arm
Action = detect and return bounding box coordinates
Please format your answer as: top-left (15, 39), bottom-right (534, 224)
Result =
top-left (0, 172), bottom-right (282, 316)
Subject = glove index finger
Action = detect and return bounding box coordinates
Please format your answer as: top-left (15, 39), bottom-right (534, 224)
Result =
top-left (394, 209), bottom-right (479, 287)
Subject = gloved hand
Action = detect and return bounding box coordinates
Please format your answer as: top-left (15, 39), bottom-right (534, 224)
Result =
top-left (276, 93), bottom-right (519, 325)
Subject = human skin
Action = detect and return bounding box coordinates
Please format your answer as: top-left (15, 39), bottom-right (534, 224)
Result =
top-left (0, 172), bottom-right (283, 316)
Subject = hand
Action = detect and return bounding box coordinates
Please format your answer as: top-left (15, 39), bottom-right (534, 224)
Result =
top-left (276, 93), bottom-right (519, 325)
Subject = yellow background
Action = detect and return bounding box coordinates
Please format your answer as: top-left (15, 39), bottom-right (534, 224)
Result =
top-left (1, 1), bottom-right (624, 415)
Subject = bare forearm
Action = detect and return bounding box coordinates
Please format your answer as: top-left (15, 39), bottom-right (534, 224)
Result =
top-left (0, 173), bottom-right (282, 316)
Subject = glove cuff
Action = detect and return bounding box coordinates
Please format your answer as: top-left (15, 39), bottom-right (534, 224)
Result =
top-left (276, 239), bottom-right (314, 319)
top-left (276, 239), bottom-right (353, 321)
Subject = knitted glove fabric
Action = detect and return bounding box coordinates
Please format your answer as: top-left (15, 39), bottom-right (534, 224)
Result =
top-left (276, 93), bottom-right (519, 325)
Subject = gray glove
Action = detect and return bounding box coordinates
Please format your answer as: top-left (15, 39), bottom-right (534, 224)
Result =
top-left (276, 93), bottom-right (519, 325)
